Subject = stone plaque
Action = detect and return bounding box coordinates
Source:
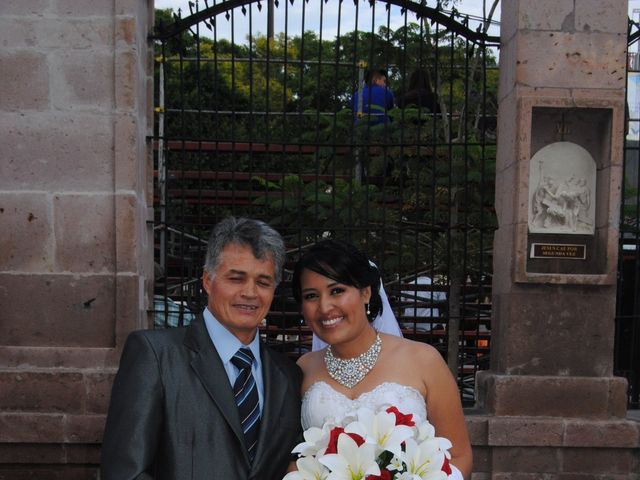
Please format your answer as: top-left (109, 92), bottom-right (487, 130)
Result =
top-left (530, 243), bottom-right (586, 260)
top-left (528, 141), bottom-right (596, 235)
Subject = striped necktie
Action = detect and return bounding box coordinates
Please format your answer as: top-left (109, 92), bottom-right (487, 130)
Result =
top-left (231, 348), bottom-right (261, 461)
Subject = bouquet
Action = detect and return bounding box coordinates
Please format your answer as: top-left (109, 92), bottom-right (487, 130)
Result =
top-left (284, 405), bottom-right (453, 480)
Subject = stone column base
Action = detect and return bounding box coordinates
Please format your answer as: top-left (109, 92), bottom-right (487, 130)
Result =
top-left (465, 413), bottom-right (640, 479)
top-left (0, 367), bottom-right (114, 479)
top-left (476, 372), bottom-right (629, 418)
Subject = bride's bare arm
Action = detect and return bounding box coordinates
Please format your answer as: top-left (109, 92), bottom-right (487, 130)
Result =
top-left (418, 344), bottom-right (473, 478)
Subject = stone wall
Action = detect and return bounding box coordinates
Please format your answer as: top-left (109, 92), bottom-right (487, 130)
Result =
top-left (0, 0), bottom-right (153, 477)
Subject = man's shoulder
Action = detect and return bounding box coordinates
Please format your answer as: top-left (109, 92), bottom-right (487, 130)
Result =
top-left (262, 345), bottom-right (302, 378)
top-left (126, 324), bottom-right (192, 348)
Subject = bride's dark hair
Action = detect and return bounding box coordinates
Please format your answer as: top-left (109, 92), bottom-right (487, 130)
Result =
top-left (291, 239), bottom-right (383, 322)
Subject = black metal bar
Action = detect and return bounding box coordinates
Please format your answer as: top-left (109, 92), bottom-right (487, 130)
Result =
top-left (152, 0), bottom-right (500, 45)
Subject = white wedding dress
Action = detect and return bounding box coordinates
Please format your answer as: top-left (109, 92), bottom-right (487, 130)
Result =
top-left (301, 381), bottom-right (427, 430)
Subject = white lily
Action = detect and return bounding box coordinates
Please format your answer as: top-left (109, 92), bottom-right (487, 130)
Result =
top-left (401, 438), bottom-right (448, 480)
top-left (283, 456), bottom-right (330, 480)
top-left (318, 433), bottom-right (381, 480)
top-left (347, 408), bottom-right (413, 458)
top-left (395, 473), bottom-right (420, 480)
top-left (388, 454), bottom-right (405, 472)
top-left (292, 426), bottom-right (331, 457)
top-left (416, 420), bottom-right (436, 442)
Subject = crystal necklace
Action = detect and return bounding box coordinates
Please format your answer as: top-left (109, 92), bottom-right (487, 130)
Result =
top-left (324, 333), bottom-right (382, 389)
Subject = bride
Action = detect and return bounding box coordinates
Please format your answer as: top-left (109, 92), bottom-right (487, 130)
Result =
top-left (291, 240), bottom-right (472, 479)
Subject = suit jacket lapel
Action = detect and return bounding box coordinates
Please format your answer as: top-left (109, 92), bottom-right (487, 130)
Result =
top-left (185, 317), bottom-right (249, 462)
top-left (251, 342), bottom-right (290, 471)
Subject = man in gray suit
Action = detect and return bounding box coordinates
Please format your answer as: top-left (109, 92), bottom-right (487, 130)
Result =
top-left (101, 217), bottom-right (302, 480)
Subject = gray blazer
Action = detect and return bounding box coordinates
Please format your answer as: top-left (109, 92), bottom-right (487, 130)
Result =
top-left (101, 317), bottom-right (302, 480)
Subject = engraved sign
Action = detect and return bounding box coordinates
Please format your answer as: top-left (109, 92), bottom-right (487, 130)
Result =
top-left (530, 243), bottom-right (587, 260)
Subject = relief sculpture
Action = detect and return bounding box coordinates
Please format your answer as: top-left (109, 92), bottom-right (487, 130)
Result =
top-left (528, 141), bottom-right (596, 235)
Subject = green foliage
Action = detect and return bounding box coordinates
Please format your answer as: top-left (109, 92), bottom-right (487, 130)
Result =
top-left (154, 6), bottom-right (499, 283)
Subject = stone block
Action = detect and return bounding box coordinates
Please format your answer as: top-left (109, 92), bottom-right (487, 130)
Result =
top-left (116, 16), bottom-right (136, 46)
top-left (115, 50), bottom-right (137, 111)
top-left (0, 0), bottom-right (49, 16)
top-left (575, 0), bottom-right (628, 35)
top-left (0, 371), bottom-right (84, 413)
top-left (516, 31), bottom-right (627, 90)
top-left (488, 416), bottom-right (564, 446)
top-left (492, 446), bottom-right (560, 473)
top-left (0, 466), bottom-right (99, 480)
top-left (54, 0), bottom-right (113, 16)
top-left (484, 375), bottom-right (619, 418)
top-left (63, 414), bottom-right (106, 443)
top-left (0, 51), bottom-right (49, 111)
top-left (64, 444), bottom-right (101, 464)
top-left (0, 193), bottom-right (54, 272)
top-left (114, 274), bottom-right (149, 349)
top-left (470, 474), bottom-right (490, 480)
top-left (494, 164), bottom-right (517, 225)
top-left (608, 377), bottom-right (630, 418)
top-left (491, 473), bottom-right (548, 480)
top-left (491, 290), bottom-right (615, 376)
top-left (595, 166), bottom-right (612, 229)
top-left (562, 447), bottom-right (640, 474)
top-left (113, 115), bottom-right (139, 191)
top-left (36, 18), bottom-right (113, 50)
top-left (563, 419), bottom-right (640, 448)
top-left (0, 346), bottom-right (116, 370)
top-left (470, 445), bottom-right (490, 473)
top-left (0, 18), bottom-right (38, 48)
top-left (0, 444), bottom-right (65, 464)
top-left (50, 51), bottom-right (114, 110)
top-left (0, 273), bottom-right (116, 348)
top-left (53, 194), bottom-right (115, 273)
top-left (0, 112), bottom-right (114, 191)
top-left (0, 413), bottom-right (65, 443)
top-left (490, 228), bottom-right (516, 296)
top-left (114, 0), bottom-right (141, 15)
top-left (498, 4), bottom-right (518, 62)
top-left (114, 194), bottom-right (138, 272)
top-left (517, 0), bottom-right (574, 31)
top-left (0, 413), bottom-right (103, 444)
top-left (84, 372), bottom-right (116, 414)
top-left (466, 414), bottom-right (489, 445)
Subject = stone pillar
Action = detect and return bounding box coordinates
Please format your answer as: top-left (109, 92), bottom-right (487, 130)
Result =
top-left (0, 0), bottom-right (153, 477)
top-left (473, 1), bottom-right (640, 478)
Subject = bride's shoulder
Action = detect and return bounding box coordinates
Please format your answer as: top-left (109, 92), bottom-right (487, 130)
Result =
top-left (384, 335), bottom-right (446, 364)
top-left (296, 349), bottom-right (325, 372)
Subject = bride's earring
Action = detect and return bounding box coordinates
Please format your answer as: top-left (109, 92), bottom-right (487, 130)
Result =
top-left (366, 303), bottom-right (371, 315)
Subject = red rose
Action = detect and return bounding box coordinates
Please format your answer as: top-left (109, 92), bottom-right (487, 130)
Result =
top-left (386, 406), bottom-right (415, 427)
top-left (441, 456), bottom-right (452, 475)
top-left (366, 469), bottom-right (392, 480)
top-left (325, 426), bottom-right (365, 454)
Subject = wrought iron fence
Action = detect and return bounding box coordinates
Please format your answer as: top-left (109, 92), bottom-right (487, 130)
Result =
top-left (615, 17), bottom-right (640, 409)
top-left (151, 0), bottom-right (499, 406)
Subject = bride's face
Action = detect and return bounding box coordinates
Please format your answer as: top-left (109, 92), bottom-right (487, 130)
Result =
top-left (299, 268), bottom-right (372, 345)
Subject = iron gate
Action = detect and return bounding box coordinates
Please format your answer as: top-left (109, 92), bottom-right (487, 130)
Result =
top-left (151, 0), bottom-right (500, 406)
top-left (615, 17), bottom-right (640, 409)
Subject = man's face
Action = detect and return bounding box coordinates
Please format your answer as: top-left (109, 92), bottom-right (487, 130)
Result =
top-left (374, 76), bottom-right (386, 87)
top-left (202, 243), bottom-right (277, 344)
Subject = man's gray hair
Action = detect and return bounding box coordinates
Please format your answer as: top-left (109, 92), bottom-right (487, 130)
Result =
top-left (204, 217), bottom-right (286, 284)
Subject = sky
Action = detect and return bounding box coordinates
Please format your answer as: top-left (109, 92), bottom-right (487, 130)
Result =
top-left (153, 0), bottom-right (502, 43)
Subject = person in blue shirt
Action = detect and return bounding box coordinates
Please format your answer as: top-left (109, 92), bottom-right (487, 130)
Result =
top-left (353, 69), bottom-right (395, 125)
